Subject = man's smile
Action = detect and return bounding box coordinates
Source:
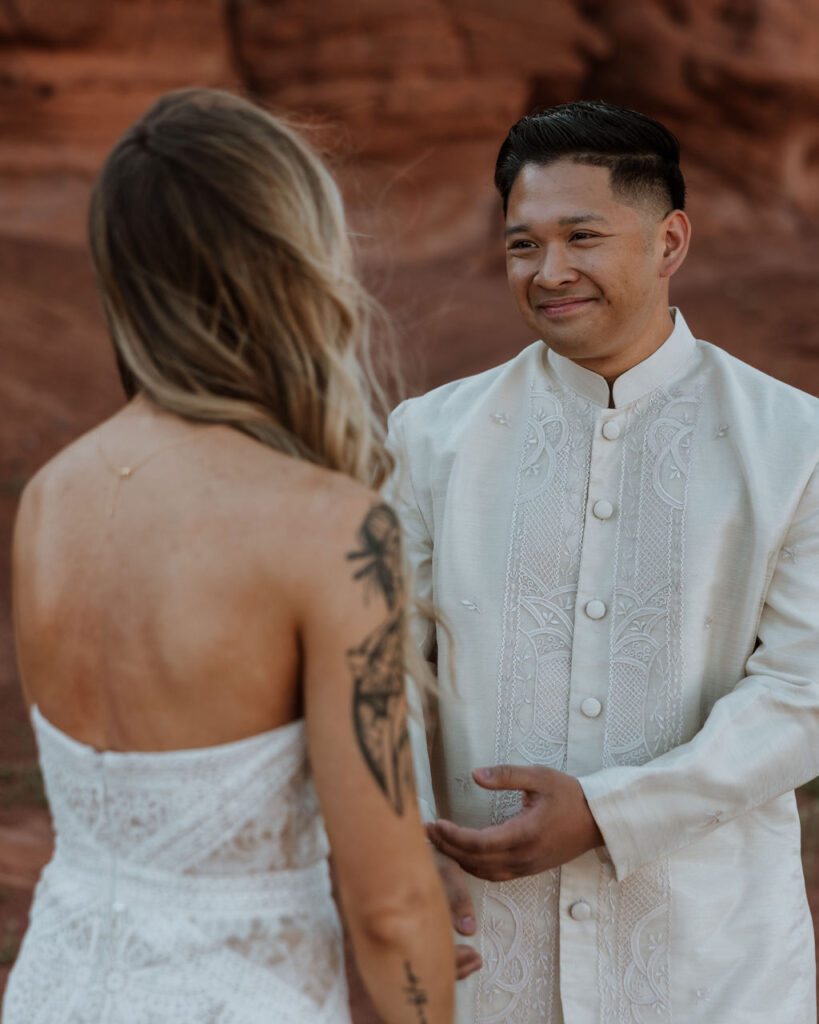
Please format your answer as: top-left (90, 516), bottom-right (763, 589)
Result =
top-left (534, 296), bottom-right (597, 316)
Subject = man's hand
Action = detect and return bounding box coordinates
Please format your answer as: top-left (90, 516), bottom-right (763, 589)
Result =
top-left (426, 764), bottom-right (604, 881)
top-left (429, 846), bottom-right (483, 980)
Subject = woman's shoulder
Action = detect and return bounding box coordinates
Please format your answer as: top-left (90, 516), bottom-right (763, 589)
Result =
top-left (14, 425), bottom-right (102, 536)
top-left (257, 460), bottom-right (396, 609)
top-left (278, 462), bottom-right (392, 563)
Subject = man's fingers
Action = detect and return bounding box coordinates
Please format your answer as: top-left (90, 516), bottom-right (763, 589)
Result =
top-left (455, 943), bottom-right (483, 981)
top-left (473, 763), bottom-right (551, 792)
top-left (427, 829), bottom-right (523, 881)
top-left (426, 827), bottom-right (485, 871)
top-left (427, 823), bottom-right (521, 872)
top-left (429, 814), bottom-right (532, 855)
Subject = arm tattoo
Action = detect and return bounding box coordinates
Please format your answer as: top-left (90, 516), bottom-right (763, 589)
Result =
top-left (403, 961), bottom-right (429, 1024)
top-left (346, 503), bottom-right (402, 611)
top-left (346, 504), bottom-right (415, 815)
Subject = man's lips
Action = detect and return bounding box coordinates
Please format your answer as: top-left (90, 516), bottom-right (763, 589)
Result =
top-left (535, 297), bottom-right (596, 316)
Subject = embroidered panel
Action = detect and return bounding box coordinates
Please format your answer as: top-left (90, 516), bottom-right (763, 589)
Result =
top-left (476, 378), bottom-right (701, 1024)
top-left (597, 861), bottom-right (672, 1024)
top-left (597, 385), bottom-right (700, 1022)
top-left (477, 382), bottom-right (593, 1023)
top-left (497, 385), bottom-right (593, 781)
top-left (605, 390), bottom-right (700, 768)
top-left (476, 872), bottom-right (561, 1023)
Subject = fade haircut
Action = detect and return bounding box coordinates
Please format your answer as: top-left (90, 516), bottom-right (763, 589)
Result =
top-left (494, 100), bottom-right (686, 216)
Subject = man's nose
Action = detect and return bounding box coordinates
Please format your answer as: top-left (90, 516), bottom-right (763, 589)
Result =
top-left (533, 246), bottom-right (578, 289)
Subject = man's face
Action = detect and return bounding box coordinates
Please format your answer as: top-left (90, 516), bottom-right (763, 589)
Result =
top-left (505, 159), bottom-right (672, 374)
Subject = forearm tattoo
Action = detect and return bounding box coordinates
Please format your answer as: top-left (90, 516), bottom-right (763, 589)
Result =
top-left (346, 504), bottom-right (414, 816)
top-left (403, 961), bottom-right (429, 1024)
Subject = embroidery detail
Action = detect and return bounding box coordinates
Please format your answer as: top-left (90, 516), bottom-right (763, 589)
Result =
top-left (598, 864), bottom-right (672, 1023)
top-left (715, 424), bottom-right (729, 438)
top-left (478, 382), bottom-right (589, 1022)
top-left (496, 387), bottom-right (590, 778)
top-left (478, 877), bottom-right (560, 1023)
top-left (480, 375), bottom-right (700, 1022)
top-left (597, 386), bottom-right (700, 1022)
top-left (491, 412), bottom-right (512, 426)
top-left (454, 775), bottom-right (473, 794)
top-left (606, 392), bottom-right (700, 767)
top-left (461, 599), bottom-right (481, 614)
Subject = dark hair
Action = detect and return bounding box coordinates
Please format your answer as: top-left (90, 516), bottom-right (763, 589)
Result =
top-left (494, 100), bottom-right (685, 215)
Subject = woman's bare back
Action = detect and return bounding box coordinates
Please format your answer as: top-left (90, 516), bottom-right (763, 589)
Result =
top-left (7, 84), bottom-right (454, 1023)
top-left (13, 396), bottom-right (353, 753)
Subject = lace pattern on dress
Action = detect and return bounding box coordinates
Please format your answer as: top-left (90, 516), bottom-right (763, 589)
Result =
top-left (3, 713), bottom-right (350, 1024)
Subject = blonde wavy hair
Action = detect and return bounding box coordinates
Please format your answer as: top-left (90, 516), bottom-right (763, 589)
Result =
top-left (89, 87), bottom-right (393, 488)
top-left (89, 88), bottom-right (448, 699)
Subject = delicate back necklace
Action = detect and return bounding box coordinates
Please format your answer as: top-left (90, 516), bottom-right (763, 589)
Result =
top-left (97, 427), bottom-right (210, 518)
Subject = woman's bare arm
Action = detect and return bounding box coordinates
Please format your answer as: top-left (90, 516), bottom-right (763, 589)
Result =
top-left (298, 487), bottom-right (454, 1024)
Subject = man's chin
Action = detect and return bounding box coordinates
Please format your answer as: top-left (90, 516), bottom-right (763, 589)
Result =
top-left (538, 326), bottom-right (594, 356)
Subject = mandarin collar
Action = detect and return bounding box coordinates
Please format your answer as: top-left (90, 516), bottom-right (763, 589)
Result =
top-left (542, 308), bottom-right (697, 408)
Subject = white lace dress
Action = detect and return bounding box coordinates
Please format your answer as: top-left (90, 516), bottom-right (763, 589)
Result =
top-left (2, 707), bottom-right (351, 1024)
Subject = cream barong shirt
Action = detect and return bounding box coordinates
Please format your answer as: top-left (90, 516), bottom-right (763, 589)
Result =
top-left (386, 310), bottom-right (819, 1024)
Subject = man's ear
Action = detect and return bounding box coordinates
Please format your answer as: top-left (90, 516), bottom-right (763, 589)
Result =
top-left (658, 210), bottom-right (691, 279)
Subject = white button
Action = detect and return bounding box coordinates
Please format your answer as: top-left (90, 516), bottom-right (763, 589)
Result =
top-left (602, 420), bottom-right (621, 440)
top-left (112, 901), bottom-right (127, 914)
top-left (592, 499), bottom-right (614, 520)
top-left (585, 599), bottom-right (607, 620)
top-left (581, 697), bottom-right (602, 718)
top-left (569, 901), bottom-right (591, 921)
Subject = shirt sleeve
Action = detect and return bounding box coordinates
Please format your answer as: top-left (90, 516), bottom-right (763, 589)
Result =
top-left (579, 460), bottom-right (819, 882)
top-left (384, 401), bottom-right (439, 824)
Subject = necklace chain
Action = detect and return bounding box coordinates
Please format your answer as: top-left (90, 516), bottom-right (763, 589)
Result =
top-left (97, 428), bottom-right (209, 518)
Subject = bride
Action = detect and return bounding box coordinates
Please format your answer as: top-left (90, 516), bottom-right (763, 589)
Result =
top-left (4, 89), bottom-right (454, 1023)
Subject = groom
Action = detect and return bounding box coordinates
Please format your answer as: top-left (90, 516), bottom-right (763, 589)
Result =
top-left (387, 101), bottom-right (819, 1022)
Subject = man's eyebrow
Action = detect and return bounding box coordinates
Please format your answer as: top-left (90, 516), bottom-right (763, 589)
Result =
top-left (558, 213), bottom-right (608, 226)
top-left (504, 223), bottom-right (529, 238)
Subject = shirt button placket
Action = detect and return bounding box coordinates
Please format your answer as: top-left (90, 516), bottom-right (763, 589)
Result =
top-left (566, 408), bottom-right (624, 779)
top-left (560, 409), bottom-right (624, 1023)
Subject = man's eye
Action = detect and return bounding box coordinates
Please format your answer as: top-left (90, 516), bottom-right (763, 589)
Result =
top-left (508, 239), bottom-right (535, 250)
top-left (570, 232), bottom-right (598, 242)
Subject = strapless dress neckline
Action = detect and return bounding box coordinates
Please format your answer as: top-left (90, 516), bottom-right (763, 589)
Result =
top-left (30, 702), bottom-right (304, 760)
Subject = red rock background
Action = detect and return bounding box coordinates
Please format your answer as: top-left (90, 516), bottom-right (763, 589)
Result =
top-left (1, 0), bottom-right (818, 1016)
